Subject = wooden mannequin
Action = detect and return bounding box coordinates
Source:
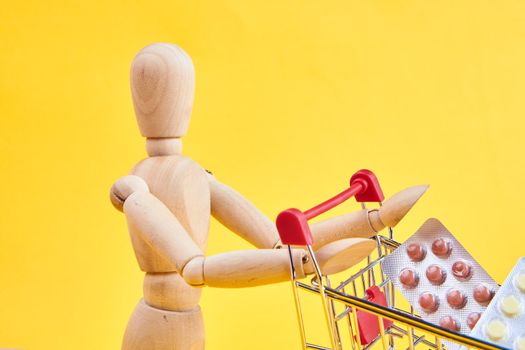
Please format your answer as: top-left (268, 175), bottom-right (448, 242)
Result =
top-left (110, 43), bottom-right (428, 350)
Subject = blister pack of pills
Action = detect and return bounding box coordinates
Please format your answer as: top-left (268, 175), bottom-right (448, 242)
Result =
top-left (469, 257), bottom-right (525, 349)
top-left (381, 218), bottom-right (499, 334)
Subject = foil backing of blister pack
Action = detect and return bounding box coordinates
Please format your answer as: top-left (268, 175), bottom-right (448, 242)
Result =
top-left (469, 257), bottom-right (525, 349)
top-left (381, 218), bottom-right (499, 337)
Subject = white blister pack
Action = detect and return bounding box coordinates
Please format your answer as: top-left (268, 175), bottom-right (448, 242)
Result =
top-left (381, 218), bottom-right (499, 335)
top-left (469, 257), bottom-right (525, 349)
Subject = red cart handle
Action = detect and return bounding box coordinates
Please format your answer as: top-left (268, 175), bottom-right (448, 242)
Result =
top-left (276, 169), bottom-right (384, 246)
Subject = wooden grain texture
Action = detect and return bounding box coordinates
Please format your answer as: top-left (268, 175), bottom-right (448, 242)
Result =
top-left (377, 185), bottom-right (428, 227)
top-left (122, 299), bottom-right (204, 350)
top-left (120, 43), bottom-right (206, 350)
top-left (118, 42), bottom-right (325, 350)
top-left (181, 256), bottom-right (206, 287)
top-left (209, 176), bottom-right (280, 249)
top-left (116, 43), bottom-right (430, 350)
top-left (131, 43), bottom-right (195, 138)
top-left (143, 272), bottom-right (203, 311)
top-left (311, 209), bottom-right (375, 250)
top-left (315, 238), bottom-right (376, 275)
top-left (310, 185), bottom-right (428, 249)
top-left (131, 156), bottom-right (211, 254)
top-left (146, 138), bottom-right (183, 156)
top-left (183, 249), bottom-right (306, 288)
top-left (123, 191), bottom-right (204, 274)
top-left (110, 175), bottom-right (149, 212)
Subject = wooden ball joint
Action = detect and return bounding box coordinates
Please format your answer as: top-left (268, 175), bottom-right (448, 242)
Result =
top-left (110, 43), bottom-right (429, 350)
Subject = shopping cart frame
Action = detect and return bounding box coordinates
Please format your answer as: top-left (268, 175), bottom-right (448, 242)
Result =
top-left (276, 170), bottom-right (506, 350)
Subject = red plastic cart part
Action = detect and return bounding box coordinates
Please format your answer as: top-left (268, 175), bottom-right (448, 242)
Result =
top-left (356, 286), bottom-right (393, 345)
top-left (276, 169), bottom-right (384, 246)
top-left (350, 169), bottom-right (384, 203)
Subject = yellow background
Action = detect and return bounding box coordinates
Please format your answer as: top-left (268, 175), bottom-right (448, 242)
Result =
top-left (1, 1), bottom-right (525, 349)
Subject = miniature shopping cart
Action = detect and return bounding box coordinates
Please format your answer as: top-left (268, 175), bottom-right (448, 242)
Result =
top-left (276, 170), bottom-right (505, 350)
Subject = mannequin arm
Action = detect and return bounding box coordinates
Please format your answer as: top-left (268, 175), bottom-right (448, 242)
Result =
top-left (123, 190), bottom-right (204, 273)
top-left (309, 185), bottom-right (429, 250)
top-left (208, 174), bottom-right (280, 249)
top-left (112, 175), bottom-right (406, 287)
top-left (310, 209), bottom-right (376, 250)
top-left (182, 249), bottom-right (307, 288)
top-left (114, 175), bottom-right (306, 287)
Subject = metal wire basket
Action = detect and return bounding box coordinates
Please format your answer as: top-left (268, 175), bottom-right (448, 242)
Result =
top-left (275, 170), bottom-right (505, 350)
